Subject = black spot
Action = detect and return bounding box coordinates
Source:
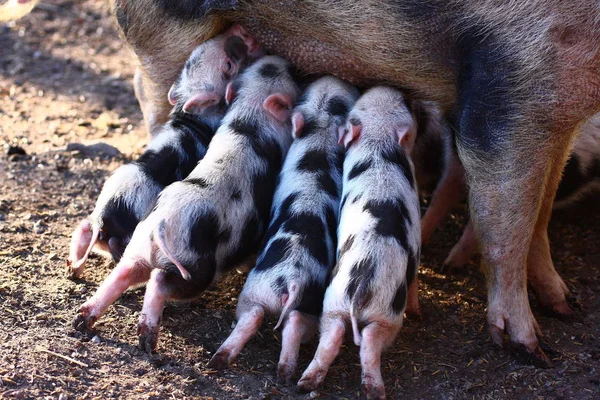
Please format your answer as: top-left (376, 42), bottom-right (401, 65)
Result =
top-left (100, 197), bottom-right (140, 261)
top-left (317, 173), bottom-right (339, 199)
top-left (381, 146), bottom-right (414, 187)
top-left (188, 210), bottom-right (220, 256)
top-left (185, 177), bottom-right (210, 188)
top-left (272, 275), bottom-right (288, 296)
top-left (555, 155), bottom-right (585, 202)
top-left (135, 147), bottom-right (180, 187)
top-left (222, 216), bottom-right (262, 270)
top-left (264, 193), bottom-right (298, 241)
top-left (161, 255), bottom-right (217, 300)
top-left (349, 117), bottom-right (361, 126)
top-left (230, 189), bottom-right (242, 201)
top-left (218, 226), bottom-right (232, 244)
top-left (259, 63), bottom-right (280, 78)
top-left (254, 237), bottom-right (292, 271)
top-left (296, 279), bottom-right (328, 316)
top-left (454, 26), bottom-right (518, 155)
top-left (325, 96), bottom-right (350, 117)
top-left (283, 214), bottom-right (329, 266)
top-left (298, 116), bottom-right (320, 138)
top-left (230, 118), bottom-right (283, 170)
top-left (405, 248), bottom-right (419, 286)
top-left (252, 166), bottom-right (281, 228)
top-left (363, 199), bottom-right (410, 249)
top-left (348, 159), bottom-right (372, 180)
top-left (324, 205), bottom-right (338, 250)
top-left (170, 109), bottom-right (215, 150)
top-left (339, 234), bottom-right (355, 257)
top-left (391, 282), bottom-right (408, 314)
top-left (154, 0), bottom-right (238, 20)
top-left (297, 150), bottom-right (329, 172)
top-left (333, 147), bottom-right (345, 173)
top-left (346, 256), bottom-right (376, 302)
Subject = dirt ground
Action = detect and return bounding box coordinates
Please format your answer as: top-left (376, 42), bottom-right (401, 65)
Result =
top-left (0, 1), bottom-right (598, 399)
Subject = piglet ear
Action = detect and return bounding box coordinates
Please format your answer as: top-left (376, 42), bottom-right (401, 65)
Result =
top-left (291, 112), bottom-right (304, 138)
top-left (182, 92), bottom-right (220, 114)
top-left (338, 121), bottom-right (361, 149)
top-left (264, 93), bottom-right (294, 123)
top-left (224, 35), bottom-right (248, 62)
top-left (225, 81), bottom-right (236, 105)
top-left (396, 125), bottom-right (416, 151)
top-left (227, 23), bottom-right (264, 58)
top-left (168, 84), bottom-right (178, 105)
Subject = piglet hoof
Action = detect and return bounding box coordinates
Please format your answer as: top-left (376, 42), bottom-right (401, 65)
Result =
top-left (207, 350), bottom-right (231, 370)
top-left (277, 363), bottom-right (296, 385)
top-left (361, 382), bottom-right (386, 400)
top-left (296, 374), bottom-right (321, 393)
top-left (509, 341), bottom-right (553, 369)
top-left (137, 323), bottom-right (159, 354)
top-left (72, 311), bottom-right (96, 334)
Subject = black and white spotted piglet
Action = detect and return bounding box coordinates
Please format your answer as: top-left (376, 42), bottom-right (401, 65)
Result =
top-left (67, 28), bottom-right (260, 279)
top-left (67, 106), bottom-right (220, 279)
top-left (298, 87), bottom-right (421, 400)
top-left (207, 76), bottom-right (358, 383)
top-left (73, 56), bottom-right (299, 352)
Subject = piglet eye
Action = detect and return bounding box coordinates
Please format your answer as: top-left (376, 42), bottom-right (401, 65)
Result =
top-left (225, 61), bottom-right (233, 73)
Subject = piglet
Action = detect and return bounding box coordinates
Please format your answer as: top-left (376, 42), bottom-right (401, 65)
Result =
top-left (68, 27), bottom-right (261, 279)
top-left (73, 56), bottom-right (299, 352)
top-left (297, 87), bottom-right (421, 400)
top-left (207, 76), bottom-right (359, 383)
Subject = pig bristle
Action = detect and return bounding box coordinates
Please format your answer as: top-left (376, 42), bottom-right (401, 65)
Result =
top-left (154, 221), bottom-right (192, 281)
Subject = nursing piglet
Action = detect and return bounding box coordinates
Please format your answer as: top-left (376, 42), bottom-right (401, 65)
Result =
top-left (208, 76), bottom-right (358, 383)
top-left (68, 29), bottom-right (259, 278)
top-left (298, 87), bottom-right (421, 400)
top-left (73, 56), bottom-right (299, 352)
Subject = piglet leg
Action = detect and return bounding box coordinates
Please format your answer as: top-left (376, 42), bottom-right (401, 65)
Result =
top-left (359, 322), bottom-right (398, 400)
top-left (137, 269), bottom-right (169, 353)
top-left (297, 316), bottom-right (345, 392)
top-left (442, 220), bottom-right (477, 271)
top-left (405, 278), bottom-right (421, 318)
top-left (73, 259), bottom-right (150, 333)
top-left (421, 153), bottom-right (466, 244)
top-left (207, 304), bottom-right (265, 369)
top-left (277, 311), bottom-right (317, 384)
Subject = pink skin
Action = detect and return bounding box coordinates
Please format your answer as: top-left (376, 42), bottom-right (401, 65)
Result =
top-left (443, 221), bottom-right (478, 270)
top-left (297, 316), bottom-right (346, 392)
top-left (277, 311), bottom-right (317, 384)
top-left (359, 322), bottom-right (399, 400)
top-left (73, 259), bottom-right (150, 331)
top-left (137, 269), bottom-right (169, 353)
top-left (68, 220), bottom-right (95, 279)
top-left (420, 154), bottom-right (467, 245)
top-left (405, 278), bottom-right (421, 318)
top-left (207, 305), bottom-right (265, 369)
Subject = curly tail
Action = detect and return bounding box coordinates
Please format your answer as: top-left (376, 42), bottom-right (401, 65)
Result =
top-left (350, 280), bottom-right (370, 346)
top-left (154, 221), bottom-right (192, 281)
top-left (273, 282), bottom-right (299, 331)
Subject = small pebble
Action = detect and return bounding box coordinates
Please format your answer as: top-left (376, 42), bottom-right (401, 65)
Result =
top-left (91, 335), bottom-right (101, 344)
top-left (309, 391), bottom-right (319, 398)
top-left (58, 394), bottom-right (68, 400)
